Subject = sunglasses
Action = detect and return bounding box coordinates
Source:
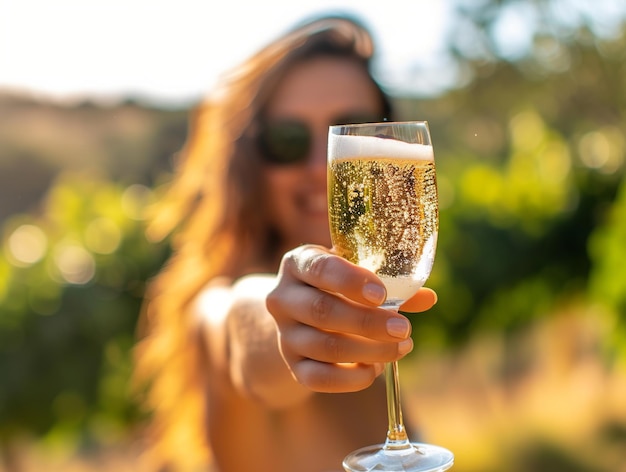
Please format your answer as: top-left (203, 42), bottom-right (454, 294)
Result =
top-left (257, 114), bottom-right (384, 166)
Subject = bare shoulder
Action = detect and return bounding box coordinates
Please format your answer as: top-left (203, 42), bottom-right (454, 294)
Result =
top-left (231, 273), bottom-right (277, 298)
top-left (193, 274), bottom-right (277, 324)
top-left (192, 274), bottom-right (278, 376)
top-left (191, 277), bottom-right (235, 377)
top-left (193, 277), bottom-right (234, 322)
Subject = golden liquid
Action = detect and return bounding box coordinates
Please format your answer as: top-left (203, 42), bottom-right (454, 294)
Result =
top-left (328, 157), bottom-right (438, 300)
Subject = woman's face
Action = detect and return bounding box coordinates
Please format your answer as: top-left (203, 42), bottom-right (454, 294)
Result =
top-left (262, 56), bottom-right (384, 251)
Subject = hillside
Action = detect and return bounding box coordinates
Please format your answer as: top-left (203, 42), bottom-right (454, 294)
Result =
top-left (0, 93), bottom-right (189, 223)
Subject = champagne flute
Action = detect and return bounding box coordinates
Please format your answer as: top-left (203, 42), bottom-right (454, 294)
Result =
top-left (327, 121), bottom-right (454, 472)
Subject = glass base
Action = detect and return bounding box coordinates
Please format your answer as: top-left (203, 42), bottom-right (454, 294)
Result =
top-left (343, 442), bottom-right (454, 472)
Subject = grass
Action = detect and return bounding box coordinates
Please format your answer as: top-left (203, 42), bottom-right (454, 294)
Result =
top-left (2, 302), bottom-right (625, 472)
top-left (404, 302), bottom-right (626, 472)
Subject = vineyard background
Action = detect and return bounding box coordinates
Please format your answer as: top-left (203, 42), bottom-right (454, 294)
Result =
top-left (1, 1), bottom-right (626, 470)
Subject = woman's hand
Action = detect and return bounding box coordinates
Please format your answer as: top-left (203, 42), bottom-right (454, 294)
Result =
top-left (266, 244), bottom-right (437, 394)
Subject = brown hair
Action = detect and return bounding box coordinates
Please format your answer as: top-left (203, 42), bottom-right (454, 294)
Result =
top-left (134, 14), bottom-right (392, 471)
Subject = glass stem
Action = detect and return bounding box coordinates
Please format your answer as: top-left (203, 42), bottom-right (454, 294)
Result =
top-left (383, 360), bottom-right (411, 450)
top-left (381, 304), bottom-right (412, 451)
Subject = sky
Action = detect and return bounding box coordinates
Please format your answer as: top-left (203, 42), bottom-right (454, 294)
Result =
top-left (0, 0), bottom-right (453, 106)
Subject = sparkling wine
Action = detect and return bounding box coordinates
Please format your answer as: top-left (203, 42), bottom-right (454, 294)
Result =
top-left (328, 155), bottom-right (438, 305)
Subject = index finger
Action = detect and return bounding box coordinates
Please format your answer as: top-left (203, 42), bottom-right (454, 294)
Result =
top-left (280, 245), bottom-right (386, 306)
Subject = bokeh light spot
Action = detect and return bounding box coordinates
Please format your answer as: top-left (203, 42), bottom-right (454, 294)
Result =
top-left (579, 128), bottom-right (625, 174)
top-left (53, 243), bottom-right (95, 285)
top-left (7, 224), bottom-right (48, 266)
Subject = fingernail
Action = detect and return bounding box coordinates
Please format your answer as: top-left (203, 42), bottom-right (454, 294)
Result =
top-left (398, 338), bottom-right (413, 356)
top-left (362, 282), bottom-right (385, 305)
top-left (386, 317), bottom-right (411, 339)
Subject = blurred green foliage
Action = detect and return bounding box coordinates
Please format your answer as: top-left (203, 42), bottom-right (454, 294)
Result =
top-left (0, 1), bottom-right (625, 469)
top-left (398, 1), bottom-right (626, 353)
top-left (0, 173), bottom-right (170, 449)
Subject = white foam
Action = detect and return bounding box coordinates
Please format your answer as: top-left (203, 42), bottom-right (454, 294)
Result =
top-left (329, 133), bottom-right (434, 162)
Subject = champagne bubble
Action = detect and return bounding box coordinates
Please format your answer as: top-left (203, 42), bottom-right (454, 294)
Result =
top-left (328, 157), bottom-right (438, 303)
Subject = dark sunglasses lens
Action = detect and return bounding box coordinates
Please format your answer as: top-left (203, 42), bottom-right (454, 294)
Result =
top-left (260, 121), bottom-right (310, 165)
top-left (258, 114), bottom-right (383, 165)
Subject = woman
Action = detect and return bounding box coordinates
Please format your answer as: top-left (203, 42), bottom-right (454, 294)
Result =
top-left (135, 14), bottom-right (437, 472)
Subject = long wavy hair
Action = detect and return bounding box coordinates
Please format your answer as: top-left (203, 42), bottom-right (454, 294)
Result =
top-left (134, 14), bottom-right (393, 471)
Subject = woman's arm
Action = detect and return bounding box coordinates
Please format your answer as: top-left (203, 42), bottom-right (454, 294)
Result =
top-left (196, 245), bottom-right (437, 409)
top-left (196, 274), bottom-right (313, 409)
